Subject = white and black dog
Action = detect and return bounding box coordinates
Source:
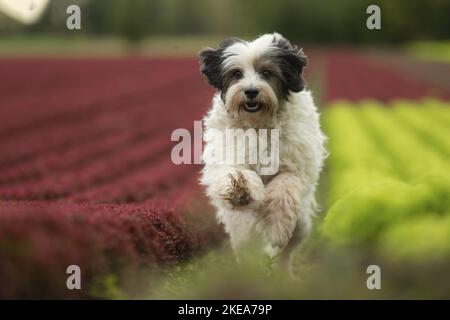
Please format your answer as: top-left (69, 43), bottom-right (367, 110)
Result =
top-left (199, 33), bottom-right (326, 271)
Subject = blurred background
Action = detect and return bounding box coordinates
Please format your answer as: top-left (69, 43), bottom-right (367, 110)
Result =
top-left (1, 0), bottom-right (449, 40)
top-left (0, 0), bottom-right (449, 299)
top-left (1, 0), bottom-right (450, 53)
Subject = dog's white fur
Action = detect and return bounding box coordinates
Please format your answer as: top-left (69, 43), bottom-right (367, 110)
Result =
top-left (199, 33), bottom-right (327, 269)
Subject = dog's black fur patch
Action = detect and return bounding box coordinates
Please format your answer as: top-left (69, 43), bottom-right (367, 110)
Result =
top-left (198, 38), bottom-right (243, 90)
top-left (271, 36), bottom-right (308, 97)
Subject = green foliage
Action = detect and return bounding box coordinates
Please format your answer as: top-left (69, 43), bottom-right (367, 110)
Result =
top-left (322, 100), bottom-right (450, 261)
top-left (323, 102), bottom-right (396, 202)
top-left (90, 274), bottom-right (128, 299)
top-left (407, 41), bottom-right (450, 63)
top-left (393, 101), bottom-right (450, 157)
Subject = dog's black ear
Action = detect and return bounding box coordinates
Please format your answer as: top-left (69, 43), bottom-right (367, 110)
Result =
top-left (199, 38), bottom-right (243, 90)
top-left (199, 47), bottom-right (223, 90)
top-left (273, 36), bottom-right (308, 93)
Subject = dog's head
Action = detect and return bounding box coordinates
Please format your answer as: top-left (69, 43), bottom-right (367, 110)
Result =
top-left (199, 33), bottom-right (307, 119)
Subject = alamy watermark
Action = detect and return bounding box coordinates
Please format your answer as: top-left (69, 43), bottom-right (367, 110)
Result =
top-left (66, 4), bottom-right (81, 30)
top-left (171, 121), bottom-right (280, 176)
top-left (66, 264), bottom-right (81, 290)
top-left (366, 5), bottom-right (381, 30)
top-left (366, 265), bottom-right (381, 290)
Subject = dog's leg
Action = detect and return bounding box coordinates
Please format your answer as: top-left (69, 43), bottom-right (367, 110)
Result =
top-left (257, 172), bottom-right (311, 256)
top-left (218, 208), bottom-right (258, 261)
top-left (202, 166), bottom-right (265, 260)
top-left (276, 218), bottom-right (312, 278)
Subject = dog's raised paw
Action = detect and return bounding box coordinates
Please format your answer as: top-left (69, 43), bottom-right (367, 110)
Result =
top-left (221, 171), bottom-right (253, 208)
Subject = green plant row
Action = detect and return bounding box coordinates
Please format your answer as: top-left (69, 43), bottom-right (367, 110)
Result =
top-left (321, 100), bottom-right (450, 262)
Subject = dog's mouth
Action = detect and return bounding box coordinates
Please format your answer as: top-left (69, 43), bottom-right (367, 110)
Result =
top-left (244, 102), bottom-right (262, 113)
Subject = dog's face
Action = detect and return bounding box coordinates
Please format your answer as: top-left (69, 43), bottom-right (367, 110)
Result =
top-left (199, 33), bottom-right (307, 119)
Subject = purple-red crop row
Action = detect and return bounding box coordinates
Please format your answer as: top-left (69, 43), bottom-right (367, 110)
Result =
top-left (0, 58), bottom-right (211, 201)
top-left (0, 58), bottom-right (198, 129)
top-left (0, 57), bottom-right (218, 297)
top-left (324, 50), bottom-right (449, 103)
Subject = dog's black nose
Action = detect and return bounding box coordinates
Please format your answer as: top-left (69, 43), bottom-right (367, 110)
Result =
top-left (244, 88), bottom-right (259, 99)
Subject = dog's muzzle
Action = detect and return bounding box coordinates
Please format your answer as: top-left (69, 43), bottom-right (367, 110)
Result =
top-left (243, 88), bottom-right (262, 112)
top-left (244, 102), bottom-right (262, 112)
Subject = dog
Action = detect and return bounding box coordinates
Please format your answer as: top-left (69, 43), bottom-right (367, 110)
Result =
top-left (199, 33), bottom-right (327, 272)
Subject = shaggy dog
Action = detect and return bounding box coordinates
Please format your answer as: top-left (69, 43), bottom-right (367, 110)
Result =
top-left (199, 33), bottom-right (327, 271)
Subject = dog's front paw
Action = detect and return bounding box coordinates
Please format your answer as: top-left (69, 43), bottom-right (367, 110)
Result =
top-left (221, 171), bottom-right (253, 208)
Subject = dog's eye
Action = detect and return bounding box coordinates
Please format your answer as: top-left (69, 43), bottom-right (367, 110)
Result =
top-left (260, 70), bottom-right (271, 78)
top-left (232, 70), bottom-right (243, 79)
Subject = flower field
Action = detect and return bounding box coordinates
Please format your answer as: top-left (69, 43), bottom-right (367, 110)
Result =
top-left (0, 47), bottom-right (449, 298)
